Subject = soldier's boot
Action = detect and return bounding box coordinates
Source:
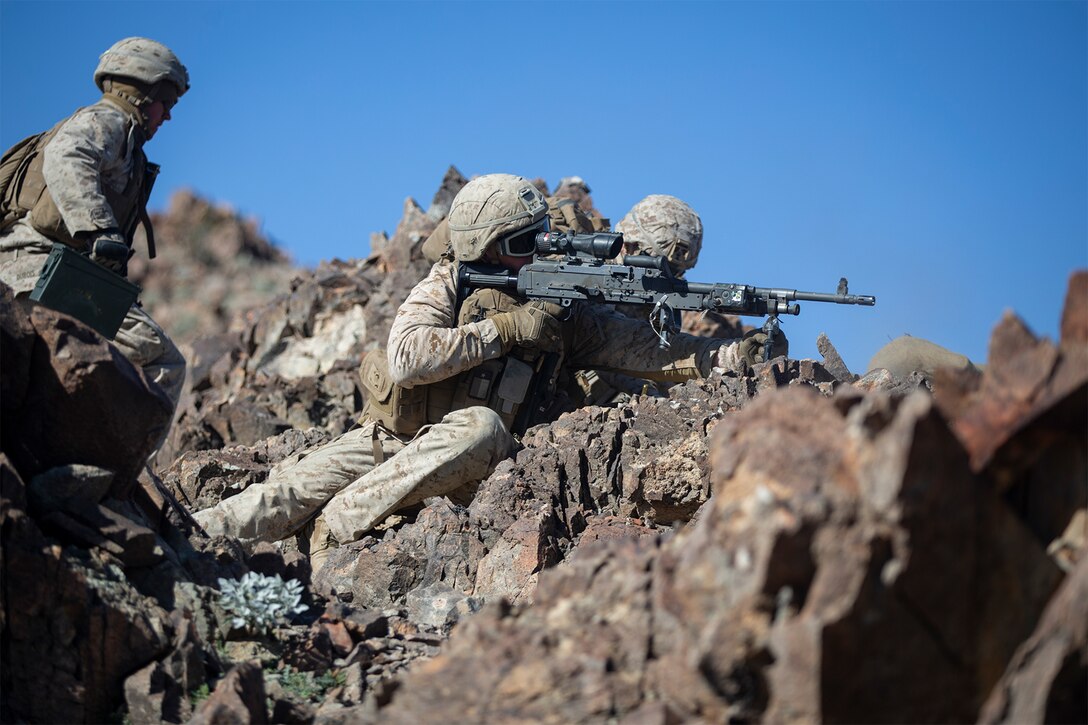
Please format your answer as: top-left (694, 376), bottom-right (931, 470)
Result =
top-left (307, 513), bottom-right (339, 577)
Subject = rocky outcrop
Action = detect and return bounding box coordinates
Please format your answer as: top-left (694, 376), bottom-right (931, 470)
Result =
top-left (371, 382), bottom-right (1066, 723)
top-left (157, 171), bottom-right (461, 466)
top-left (979, 555), bottom-right (1087, 724)
top-left (129, 189), bottom-right (298, 347)
top-left (3, 165), bottom-right (1084, 723)
top-left (1, 284), bottom-right (174, 494)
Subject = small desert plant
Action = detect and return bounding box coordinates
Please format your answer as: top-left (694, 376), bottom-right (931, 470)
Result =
top-left (275, 666), bottom-right (346, 702)
top-left (217, 572), bottom-right (308, 633)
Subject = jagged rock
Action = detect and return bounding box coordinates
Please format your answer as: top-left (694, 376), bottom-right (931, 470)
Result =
top-left (427, 165), bottom-right (469, 220)
top-left (27, 464), bottom-right (113, 514)
top-left (189, 661), bottom-right (269, 725)
top-left (816, 331), bottom-right (856, 382)
top-left (315, 363), bottom-right (841, 611)
top-left (979, 555), bottom-right (1088, 724)
top-left (853, 365), bottom-right (932, 394)
top-left (405, 583), bottom-right (483, 630)
top-left (939, 310), bottom-right (1087, 473)
top-left (1, 454), bottom-right (175, 722)
top-left (472, 503), bottom-right (564, 604)
top-left (124, 612), bottom-right (209, 724)
top-left (933, 275), bottom-right (1088, 558)
top-left (369, 386), bottom-right (1064, 723)
top-left (130, 189), bottom-right (297, 349)
top-left (1060, 269), bottom-right (1087, 344)
top-left (314, 500), bottom-right (486, 608)
top-left (1, 284), bottom-right (174, 492)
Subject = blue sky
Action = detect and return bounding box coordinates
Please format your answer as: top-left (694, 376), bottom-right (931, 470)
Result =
top-left (3, 1), bottom-right (1085, 373)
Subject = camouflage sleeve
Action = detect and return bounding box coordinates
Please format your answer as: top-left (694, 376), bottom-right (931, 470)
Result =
top-left (387, 262), bottom-right (507, 388)
top-left (566, 305), bottom-right (741, 380)
top-left (41, 104), bottom-right (133, 235)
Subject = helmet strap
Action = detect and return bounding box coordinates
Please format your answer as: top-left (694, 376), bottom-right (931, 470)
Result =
top-left (100, 79), bottom-right (155, 133)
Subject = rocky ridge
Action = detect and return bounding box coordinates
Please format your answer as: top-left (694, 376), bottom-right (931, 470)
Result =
top-left (1, 168), bottom-right (1084, 723)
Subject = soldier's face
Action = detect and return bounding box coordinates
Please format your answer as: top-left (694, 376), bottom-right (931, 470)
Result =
top-left (485, 248), bottom-right (533, 272)
top-left (144, 100), bottom-right (173, 139)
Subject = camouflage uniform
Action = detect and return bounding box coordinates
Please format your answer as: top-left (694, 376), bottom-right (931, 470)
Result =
top-left (574, 194), bottom-right (711, 405)
top-left (195, 258), bottom-right (739, 549)
top-left (0, 38), bottom-right (188, 409)
top-left (0, 103), bottom-right (185, 406)
top-left (866, 335), bottom-right (978, 379)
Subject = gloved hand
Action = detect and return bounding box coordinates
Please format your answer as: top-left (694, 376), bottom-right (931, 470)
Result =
top-left (737, 328), bottom-right (790, 366)
top-left (88, 230), bottom-right (131, 276)
top-left (491, 301), bottom-right (564, 353)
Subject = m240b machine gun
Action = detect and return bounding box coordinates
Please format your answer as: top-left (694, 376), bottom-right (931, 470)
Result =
top-left (459, 230), bottom-right (876, 362)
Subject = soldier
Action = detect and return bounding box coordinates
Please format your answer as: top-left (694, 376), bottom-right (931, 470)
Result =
top-left (573, 194), bottom-right (754, 405)
top-left (612, 194), bottom-right (702, 278)
top-left (866, 335), bottom-right (979, 380)
top-left (194, 174), bottom-right (782, 573)
top-left (0, 37), bottom-right (189, 410)
top-left (550, 176), bottom-right (610, 232)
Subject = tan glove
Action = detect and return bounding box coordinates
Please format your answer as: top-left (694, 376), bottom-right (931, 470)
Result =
top-left (491, 301), bottom-right (564, 353)
top-left (737, 328), bottom-right (789, 366)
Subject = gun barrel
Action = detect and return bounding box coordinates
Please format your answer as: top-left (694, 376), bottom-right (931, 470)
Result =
top-left (753, 287), bottom-right (876, 306)
top-left (795, 290), bottom-right (876, 305)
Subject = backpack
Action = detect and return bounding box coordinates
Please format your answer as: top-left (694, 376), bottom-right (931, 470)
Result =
top-left (0, 122), bottom-right (62, 230)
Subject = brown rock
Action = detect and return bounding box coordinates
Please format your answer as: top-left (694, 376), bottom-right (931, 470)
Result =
top-left (124, 613), bottom-right (207, 724)
top-left (979, 555), bottom-right (1088, 724)
top-left (2, 508), bottom-right (174, 722)
top-left (2, 300), bottom-right (174, 493)
top-left (931, 283), bottom-right (1088, 558)
top-left (1060, 268), bottom-right (1088, 345)
top-left (371, 387), bottom-right (1064, 723)
top-left (939, 310), bottom-right (1087, 473)
top-left (189, 661), bottom-right (268, 725)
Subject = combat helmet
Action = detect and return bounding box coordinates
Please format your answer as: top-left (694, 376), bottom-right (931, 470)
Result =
top-left (615, 195), bottom-right (703, 276)
top-left (448, 174), bottom-right (549, 262)
top-left (94, 37), bottom-right (190, 104)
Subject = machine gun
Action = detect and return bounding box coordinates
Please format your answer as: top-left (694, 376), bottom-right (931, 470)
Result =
top-left (458, 230), bottom-right (876, 362)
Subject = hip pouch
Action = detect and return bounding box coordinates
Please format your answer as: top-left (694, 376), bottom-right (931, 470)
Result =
top-left (359, 348), bottom-right (427, 435)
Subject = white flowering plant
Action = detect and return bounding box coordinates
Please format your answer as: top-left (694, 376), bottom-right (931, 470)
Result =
top-left (217, 572), bottom-right (309, 633)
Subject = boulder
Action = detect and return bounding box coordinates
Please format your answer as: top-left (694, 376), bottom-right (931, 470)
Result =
top-left (370, 386), bottom-right (1064, 723)
top-left (979, 555), bottom-right (1088, 724)
top-left (1, 285), bottom-right (174, 492)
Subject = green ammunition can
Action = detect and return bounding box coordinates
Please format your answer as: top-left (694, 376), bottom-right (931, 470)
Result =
top-left (29, 244), bottom-right (140, 339)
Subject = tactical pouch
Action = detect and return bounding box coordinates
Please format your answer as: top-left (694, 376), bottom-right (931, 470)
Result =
top-left (29, 243), bottom-right (139, 339)
top-left (359, 348), bottom-right (427, 435)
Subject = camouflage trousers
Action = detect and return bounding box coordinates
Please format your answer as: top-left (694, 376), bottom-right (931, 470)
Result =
top-left (192, 406), bottom-right (515, 545)
top-left (0, 238), bottom-right (187, 411)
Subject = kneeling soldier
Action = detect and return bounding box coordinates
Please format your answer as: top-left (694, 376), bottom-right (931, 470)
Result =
top-left (195, 174), bottom-right (759, 573)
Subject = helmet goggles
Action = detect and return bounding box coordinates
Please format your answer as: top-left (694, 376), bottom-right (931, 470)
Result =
top-left (497, 217), bottom-right (549, 257)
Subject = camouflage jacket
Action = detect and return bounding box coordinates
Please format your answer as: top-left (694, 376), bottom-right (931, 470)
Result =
top-left (2, 98), bottom-right (150, 248)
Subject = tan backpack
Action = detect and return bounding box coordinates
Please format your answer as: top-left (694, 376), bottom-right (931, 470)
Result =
top-left (0, 117), bottom-right (68, 232)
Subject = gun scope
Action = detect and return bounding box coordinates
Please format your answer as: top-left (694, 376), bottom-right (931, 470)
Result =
top-left (535, 231), bottom-right (623, 260)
